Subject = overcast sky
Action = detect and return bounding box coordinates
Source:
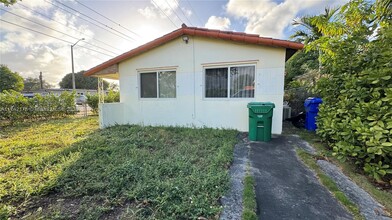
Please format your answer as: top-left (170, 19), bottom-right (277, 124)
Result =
top-left (0, 0), bottom-right (346, 87)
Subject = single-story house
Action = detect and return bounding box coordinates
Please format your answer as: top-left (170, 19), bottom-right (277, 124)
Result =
top-left (84, 24), bottom-right (303, 134)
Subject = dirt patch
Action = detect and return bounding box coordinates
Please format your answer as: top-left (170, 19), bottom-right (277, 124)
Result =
top-left (99, 200), bottom-right (142, 220)
top-left (13, 193), bottom-right (146, 220)
top-left (12, 193), bottom-right (82, 219)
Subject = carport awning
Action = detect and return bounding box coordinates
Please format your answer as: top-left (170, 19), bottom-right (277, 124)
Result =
top-left (92, 64), bottom-right (119, 80)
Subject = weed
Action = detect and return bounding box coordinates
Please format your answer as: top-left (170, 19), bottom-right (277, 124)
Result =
top-left (242, 167), bottom-right (257, 220)
top-left (0, 118), bottom-right (237, 219)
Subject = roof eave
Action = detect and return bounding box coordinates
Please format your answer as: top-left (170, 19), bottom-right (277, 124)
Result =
top-left (84, 26), bottom-right (303, 77)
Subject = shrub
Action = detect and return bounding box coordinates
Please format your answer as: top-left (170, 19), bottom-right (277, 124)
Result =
top-left (285, 85), bottom-right (313, 116)
top-left (284, 68), bottom-right (319, 116)
top-left (86, 90), bottom-right (120, 114)
top-left (314, 5), bottom-right (392, 182)
top-left (86, 93), bottom-right (99, 114)
top-left (0, 90), bottom-right (76, 123)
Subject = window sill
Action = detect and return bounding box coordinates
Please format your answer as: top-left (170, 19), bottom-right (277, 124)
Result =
top-left (139, 98), bottom-right (177, 101)
top-left (203, 97), bottom-right (256, 101)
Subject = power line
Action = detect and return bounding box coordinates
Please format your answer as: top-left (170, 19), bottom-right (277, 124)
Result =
top-left (74, 0), bottom-right (140, 37)
top-left (184, 0), bottom-right (203, 26)
top-left (173, 0), bottom-right (194, 26)
top-left (17, 2), bottom-right (124, 53)
top-left (1, 19), bottom-right (73, 44)
top-left (151, 0), bottom-right (178, 28)
top-left (44, 0), bottom-right (134, 43)
top-left (52, 0), bottom-right (136, 41)
top-left (0, 19), bottom-right (114, 57)
top-left (164, 0), bottom-right (186, 25)
top-left (1, 8), bottom-right (119, 56)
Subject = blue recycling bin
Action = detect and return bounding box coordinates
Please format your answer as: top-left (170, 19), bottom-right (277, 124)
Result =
top-left (304, 97), bottom-right (322, 131)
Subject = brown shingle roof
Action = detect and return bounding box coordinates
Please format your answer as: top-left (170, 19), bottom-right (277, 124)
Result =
top-left (84, 24), bottom-right (303, 77)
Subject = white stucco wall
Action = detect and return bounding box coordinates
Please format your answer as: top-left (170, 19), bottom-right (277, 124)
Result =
top-left (99, 103), bottom-right (124, 128)
top-left (114, 36), bottom-right (286, 133)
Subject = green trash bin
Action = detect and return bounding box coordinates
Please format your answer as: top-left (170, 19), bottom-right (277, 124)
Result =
top-left (247, 102), bottom-right (275, 142)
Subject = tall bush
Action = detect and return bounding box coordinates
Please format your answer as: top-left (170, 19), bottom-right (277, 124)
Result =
top-left (310, 0), bottom-right (392, 181)
top-left (0, 91), bottom-right (77, 123)
top-left (86, 90), bottom-right (120, 114)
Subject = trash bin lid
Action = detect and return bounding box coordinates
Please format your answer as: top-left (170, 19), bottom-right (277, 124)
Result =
top-left (247, 102), bottom-right (275, 114)
top-left (247, 102), bottom-right (275, 108)
top-left (304, 97), bottom-right (322, 106)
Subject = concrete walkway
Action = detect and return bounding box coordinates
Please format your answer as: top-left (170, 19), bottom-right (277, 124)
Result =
top-left (250, 136), bottom-right (352, 220)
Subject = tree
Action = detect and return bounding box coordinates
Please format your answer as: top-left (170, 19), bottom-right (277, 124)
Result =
top-left (59, 71), bottom-right (109, 90)
top-left (308, 0), bottom-right (392, 182)
top-left (285, 50), bottom-right (319, 87)
top-left (289, 7), bottom-right (340, 76)
top-left (24, 77), bottom-right (52, 91)
top-left (291, 7), bottom-right (339, 44)
top-left (284, 7), bottom-right (340, 114)
top-left (0, 65), bottom-right (24, 92)
top-left (0, 0), bottom-right (18, 6)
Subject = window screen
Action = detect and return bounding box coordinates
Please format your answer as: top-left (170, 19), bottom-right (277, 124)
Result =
top-left (205, 65), bottom-right (255, 98)
top-left (140, 72), bottom-right (157, 98)
top-left (158, 71), bottom-right (176, 98)
top-left (205, 68), bottom-right (228, 98)
top-left (230, 66), bottom-right (255, 98)
top-left (140, 71), bottom-right (176, 98)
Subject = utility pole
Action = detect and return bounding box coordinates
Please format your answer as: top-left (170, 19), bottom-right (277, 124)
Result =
top-left (71, 38), bottom-right (85, 90)
top-left (39, 71), bottom-right (43, 89)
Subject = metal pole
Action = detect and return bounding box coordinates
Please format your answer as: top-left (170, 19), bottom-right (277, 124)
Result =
top-left (39, 71), bottom-right (43, 89)
top-left (71, 45), bottom-right (75, 90)
top-left (71, 38), bottom-right (84, 91)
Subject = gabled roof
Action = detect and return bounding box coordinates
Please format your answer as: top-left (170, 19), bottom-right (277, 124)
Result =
top-left (84, 24), bottom-right (303, 77)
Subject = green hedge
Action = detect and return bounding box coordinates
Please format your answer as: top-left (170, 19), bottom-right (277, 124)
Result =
top-left (0, 90), bottom-right (77, 123)
top-left (86, 90), bottom-right (119, 114)
top-left (315, 21), bottom-right (392, 182)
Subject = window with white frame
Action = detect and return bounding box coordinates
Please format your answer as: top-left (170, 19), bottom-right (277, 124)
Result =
top-left (140, 71), bottom-right (176, 98)
top-left (205, 65), bottom-right (255, 98)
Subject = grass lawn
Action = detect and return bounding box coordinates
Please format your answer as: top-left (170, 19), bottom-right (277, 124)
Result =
top-left (0, 117), bottom-right (238, 219)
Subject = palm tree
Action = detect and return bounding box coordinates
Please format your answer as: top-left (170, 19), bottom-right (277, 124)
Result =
top-left (290, 7), bottom-right (339, 44)
top-left (290, 7), bottom-right (340, 71)
top-left (375, 0), bottom-right (392, 23)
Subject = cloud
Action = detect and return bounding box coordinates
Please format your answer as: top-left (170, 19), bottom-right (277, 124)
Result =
top-left (205, 16), bottom-right (231, 30)
top-left (0, 3), bottom-right (104, 85)
top-left (138, 0), bottom-right (180, 19)
top-left (0, 41), bottom-right (16, 53)
top-left (138, 6), bottom-right (158, 19)
top-left (1, 0), bottom-right (186, 88)
top-left (25, 54), bottom-right (35, 60)
top-left (183, 7), bottom-right (192, 17)
top-left (226, 0), bottom-right (346, 38)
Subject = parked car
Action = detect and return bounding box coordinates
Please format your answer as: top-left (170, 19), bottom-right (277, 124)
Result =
top-left (75, 95), bottom-right (87, 105)
top-left (22, 93), bottom-right (35, 99)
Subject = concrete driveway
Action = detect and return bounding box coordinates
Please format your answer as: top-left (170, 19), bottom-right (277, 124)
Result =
top-left (249, 136), bottom-right (352, 220)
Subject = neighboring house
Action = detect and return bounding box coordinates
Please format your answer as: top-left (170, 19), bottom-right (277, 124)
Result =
top-left (22, 89), bottom-right (100, 98)
top-left (84, 24), bottom-right (303, 134)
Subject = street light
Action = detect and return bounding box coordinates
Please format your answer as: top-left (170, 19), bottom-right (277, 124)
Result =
top-left (71, 38), bottom-right (85, 90)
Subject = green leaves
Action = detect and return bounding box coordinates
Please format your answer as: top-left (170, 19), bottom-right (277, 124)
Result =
top-left (86, 90), bottom-right (120, 114)
top-left (0, 65), bottom-right (24, 92)
top-left (0, 90), bottom-right (77, 123)
top-left (314, 0), bottom-right (392, 182)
